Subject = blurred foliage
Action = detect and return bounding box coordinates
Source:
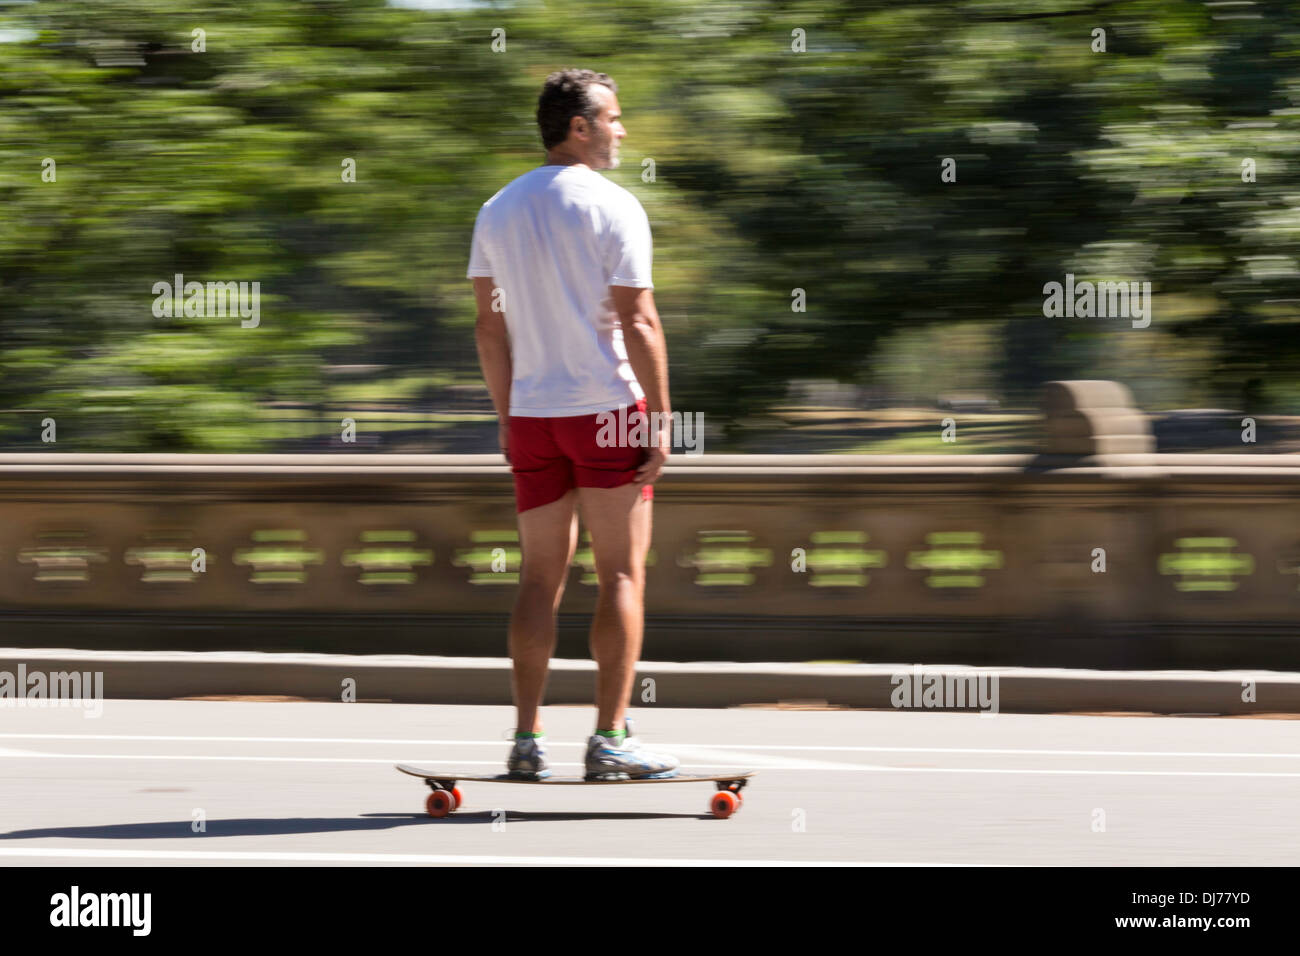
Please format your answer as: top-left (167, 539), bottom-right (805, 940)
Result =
top-left (2, 0), bottom-right (1300, 450)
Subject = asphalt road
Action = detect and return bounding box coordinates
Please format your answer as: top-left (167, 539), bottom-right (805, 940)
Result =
top-left (1, 700), bottom-right (1298, 865)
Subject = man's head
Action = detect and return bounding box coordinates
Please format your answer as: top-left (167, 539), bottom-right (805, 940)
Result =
top-left (537, 69), bottom-right (624, 170)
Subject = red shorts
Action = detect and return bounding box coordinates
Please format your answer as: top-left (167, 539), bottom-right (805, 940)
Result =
top-left (509, 398), bottom-right (655, 513)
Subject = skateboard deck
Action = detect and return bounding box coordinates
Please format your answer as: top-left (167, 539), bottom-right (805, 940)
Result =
top-left (396, 764), bottom-right (754, 818)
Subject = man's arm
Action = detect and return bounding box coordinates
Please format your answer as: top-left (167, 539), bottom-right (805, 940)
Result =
top-left (612, 285), bottom-right (669, 418)
top-left (473, 276), bottom-right (512, 459)
top-left (473, 277), bottom-right (511, 418)
top-left (610, 284), bottom-right (671, 482)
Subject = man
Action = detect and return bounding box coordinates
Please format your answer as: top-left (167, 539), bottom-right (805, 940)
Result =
top-left (467, 69), bottom-right (678, 780)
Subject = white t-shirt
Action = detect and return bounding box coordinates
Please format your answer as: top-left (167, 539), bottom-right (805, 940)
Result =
top-left (467, 164), bottom-right (654, 417)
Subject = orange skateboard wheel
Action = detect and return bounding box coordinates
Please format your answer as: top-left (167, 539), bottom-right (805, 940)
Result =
top-left (710, 790), bottom-right (739, 819)
top-left (426, 790), bottom-right (455, 818)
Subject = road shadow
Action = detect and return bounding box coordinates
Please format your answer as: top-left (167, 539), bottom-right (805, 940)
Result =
top-left (383, 810), bottom-right (708, 824)
top-left (0, 810), bottom-right (704, 840)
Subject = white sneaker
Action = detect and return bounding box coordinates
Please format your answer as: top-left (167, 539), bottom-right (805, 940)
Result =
top-left (506, 733), bottom-right (551, 779)
top-left (584, 718), bottom-right (679, 780)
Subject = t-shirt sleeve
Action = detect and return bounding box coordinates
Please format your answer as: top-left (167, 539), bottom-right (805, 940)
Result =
top-left (466, 206), bottom-right (494, 279)
top-left (605, 196), bottom-right (654, 289)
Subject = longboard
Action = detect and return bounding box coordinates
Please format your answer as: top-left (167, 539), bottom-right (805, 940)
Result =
top-left (396, 764), bottom-right (754, 819)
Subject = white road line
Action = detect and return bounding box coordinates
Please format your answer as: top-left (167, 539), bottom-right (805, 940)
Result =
top-left (4, 751), bottom-right (1300, 777)
top-left (672, 745), bottom-right (865, 771)
top-left (0, 753), bottom-right (833, 771)
top-left (1, 733), bottom-right (1297, 760)
top-left (0, 753), bottom-right (564, 766)
top-left (0, 734), bottom-right (520, 746)
top-left (0, 847), bottom-right (960, 866)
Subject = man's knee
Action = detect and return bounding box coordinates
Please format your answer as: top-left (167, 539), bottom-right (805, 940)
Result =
top-left (517, 572), bottom-right (567, 606)
top-left (595, 568), bottom-right (643, 595)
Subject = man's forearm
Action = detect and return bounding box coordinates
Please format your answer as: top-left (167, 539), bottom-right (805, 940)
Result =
top-left (475, 328), bottom-right (512, 420)
top-left (622, 317), bottom-right (670, 419)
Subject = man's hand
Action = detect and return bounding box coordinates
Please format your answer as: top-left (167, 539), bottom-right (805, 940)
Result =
top-left (498, 421), bottom-right (511, 465)
top-left (633, 423), bottom-right (671, 485)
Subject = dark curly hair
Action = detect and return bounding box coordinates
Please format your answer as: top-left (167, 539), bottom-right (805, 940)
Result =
top-left (536, 69), bottom-right (618, 151)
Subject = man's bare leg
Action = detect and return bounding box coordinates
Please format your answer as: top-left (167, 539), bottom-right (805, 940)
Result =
top-left (511, 489), bottom-right (579, 734)
top-left (577, 483), bottom-right (652, 732)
